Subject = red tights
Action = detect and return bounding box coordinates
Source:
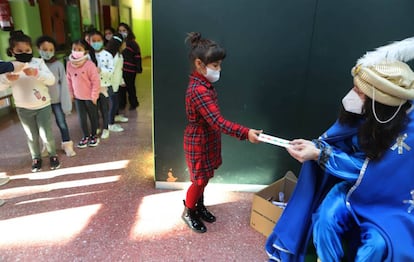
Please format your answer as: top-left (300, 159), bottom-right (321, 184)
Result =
top-left (185, 180), bottom-right (208, 209)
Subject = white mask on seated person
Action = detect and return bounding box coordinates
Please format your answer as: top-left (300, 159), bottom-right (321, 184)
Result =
top-left (342, 89), bottom-right (364, 114)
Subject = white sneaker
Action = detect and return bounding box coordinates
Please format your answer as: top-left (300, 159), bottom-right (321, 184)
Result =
top-left (108, 124), bottom-right (124, 132)
top-left (114, 115), bottom-right (128, 123)
top-left (0, 177), bottom-right (10, 186)
top-left (97, 128), bottom-right (101, 135)
top-left (101, 129), bottom-right (110, 139)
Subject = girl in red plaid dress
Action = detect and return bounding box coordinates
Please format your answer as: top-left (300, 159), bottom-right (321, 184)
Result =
top-left (182, 32), bottom-right (262, 233)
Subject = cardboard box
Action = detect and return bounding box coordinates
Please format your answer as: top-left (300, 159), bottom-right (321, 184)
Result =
top-left (250, 171), bottom-right (297, 237)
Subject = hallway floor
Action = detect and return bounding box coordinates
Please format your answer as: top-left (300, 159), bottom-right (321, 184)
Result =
top-left (0, 58), bottom-right (268, 262)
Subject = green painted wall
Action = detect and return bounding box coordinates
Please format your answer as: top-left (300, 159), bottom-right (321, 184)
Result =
top-left (0, 31), bottom-right (10, 60)
top-left (66, 5), bottom-right (82, 41)
top-left (133, 18), bottom-right (152, 58)
top-left (0, 1), bottom-right (42, 60)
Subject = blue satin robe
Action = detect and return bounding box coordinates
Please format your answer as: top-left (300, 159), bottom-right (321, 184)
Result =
top-left (265, 108), bottom-right (414, 261)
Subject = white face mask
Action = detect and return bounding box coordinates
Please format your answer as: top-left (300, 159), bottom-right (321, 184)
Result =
top-left (204, 67), bottom-right (220, 83)
top-left (120, 32), bottom-right (128, 39)
top-left (342, 89), bottom-right (364, 114)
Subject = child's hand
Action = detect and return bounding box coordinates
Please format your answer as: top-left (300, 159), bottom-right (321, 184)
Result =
top-left (23, 67), bottom-right (38, 77)
top-left (6, 73), bottom-right (19, 81)
top-left (248, 129), bottom-right (263, 143)
top-left (11, 61), bottom-right (25, 72)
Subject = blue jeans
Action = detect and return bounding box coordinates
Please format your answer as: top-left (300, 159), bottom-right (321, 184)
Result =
top-left (109, 90), bottom-right (119, 125)
top-left (16, 105), bottom-right (56, 158)
top-left (51, 103), bottom-right (70, 142)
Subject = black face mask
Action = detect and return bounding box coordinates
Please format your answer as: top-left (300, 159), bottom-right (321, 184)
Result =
top-left (14, 53), bottom-right (33, 63)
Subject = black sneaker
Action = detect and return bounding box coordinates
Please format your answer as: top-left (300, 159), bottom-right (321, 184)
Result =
top-left (50, 156), bottom-right (60, 170)
top-left (77, 136), bottom-right (89, 148)
top-left (31, 158), bottom-right (42, 172)
top-left (88, 135), bottom-right (99, 147)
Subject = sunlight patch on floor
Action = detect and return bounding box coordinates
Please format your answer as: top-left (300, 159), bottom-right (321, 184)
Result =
top-left (15, 191), bottom-right (107, 205)
top-left (0, 175), bottom-right (121, 199)
top-left (129, 188), bottom-right (237, 240)
top-left (0, 204), bottom-right (102, 247)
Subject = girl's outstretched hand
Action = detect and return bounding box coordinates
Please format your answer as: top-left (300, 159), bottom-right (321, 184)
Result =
top-left (23, 67), bottom-right (38, 77)
top-left (286, 139), bottom-right (320, 163)
top-left (6, 73), bottom-right (19, 82)
top-left (248, 129), bottom-right (263, 143)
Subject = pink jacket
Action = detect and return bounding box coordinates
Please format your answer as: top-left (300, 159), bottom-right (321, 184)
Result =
top-left (66, 59), bottom-right (100, 102)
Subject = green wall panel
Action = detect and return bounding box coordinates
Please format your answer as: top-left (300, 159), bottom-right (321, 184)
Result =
top-left (133, 18), bottom-right (152, 58)
top-left (0, 1), bottom-right (42, 60)
top-left (9, 1), bottom-right (42, 43)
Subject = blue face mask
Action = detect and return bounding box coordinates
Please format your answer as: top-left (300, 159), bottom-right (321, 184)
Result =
top-left (91, 41), bottom-right (104, 51)
top-left (39, 50), bottom-right (55, 61)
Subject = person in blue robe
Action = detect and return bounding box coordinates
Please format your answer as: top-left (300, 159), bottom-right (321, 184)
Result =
top-left (265, 39), bottom-right (414, 262)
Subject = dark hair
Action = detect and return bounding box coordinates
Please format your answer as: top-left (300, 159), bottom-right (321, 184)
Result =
top-left (338, 105), bottom-right (364, 127)
top-left (36, 35), bottom-right (56, 48)
top-left (105, 33), bottom-right (123, 57)
top-left (185, 32), bottom-right (226, 69)
top-left (83, 26), bottom-right (97, 39)
top-left (348, 98), bottom-right (412, 160)
top-left (89, 30), bottom-right (104, 41)
top-left (104, 27), bottom-right (115, 34)
top-left (7, 30), bottom-right (32, 57)
top-left (118, 22), bottom-right (135, 40)
top-left (71, 39), bottom-right (98, 66)
top-left (359, 97), bottom-right (411, 159)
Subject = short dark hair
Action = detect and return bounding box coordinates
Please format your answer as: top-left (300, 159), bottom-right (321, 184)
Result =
top-left (36, 35), bottom-right (56, 48)
top-left (89, 30), bottom-right (104, 40)
top-left (104, 27), bottom-right (115, 34)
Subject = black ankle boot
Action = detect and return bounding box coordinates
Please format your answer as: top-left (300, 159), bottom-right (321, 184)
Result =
top-left (182, 200), bottom-right (207, 233)
top-left (196, 197), bottom-right (216, 223)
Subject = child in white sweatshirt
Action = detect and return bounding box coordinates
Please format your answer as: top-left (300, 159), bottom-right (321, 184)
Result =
top-left (89, 30), bottom-right (114, 139)
top-left (0, 31), bottom-right (59, 172)
top-left (105, 33), bottom-right (127, 132)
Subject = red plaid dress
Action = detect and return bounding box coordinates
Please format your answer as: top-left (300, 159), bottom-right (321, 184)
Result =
top-left (184, 71), bottom-right (249, 185)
